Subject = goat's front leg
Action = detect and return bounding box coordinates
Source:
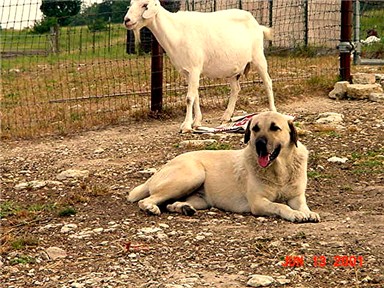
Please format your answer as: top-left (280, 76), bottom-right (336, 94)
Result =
top-left (221, 76), bottom-right (241, 122)
top-left (180, 71), bottom-right (200, 133)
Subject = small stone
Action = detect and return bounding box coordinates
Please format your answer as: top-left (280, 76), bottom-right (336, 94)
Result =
top-left (316, 112), bottom-right (344, 125)
top-left (369, 92), bottom-right (384, 102)
top-left (179, 139), bottom-right (217, 148)
top-left (61, 224), bottom-right (78, 233)
top-left (329, 81), bottom-right (349, 99)
top-left (45, 247), bottom-right (67, 260)
top-left (352, 73), bottom-right (376, 84)
top-left (139, 227), bottom-right (162, 234)
top-left (138, 168), bottom-right (157, 175)
top-left (247, 274), bottom-right (275, 287)
top-left (15, 180), bottom-right (47, 190)
top-left (347, 83), bottom-right (383, 100)
top-left (56, 169), bottom-right (89, 180)
top-left (327, 156), bottom-right (348, 163)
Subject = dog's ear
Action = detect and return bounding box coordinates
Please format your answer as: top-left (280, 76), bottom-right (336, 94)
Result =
top-left (288, 121), bottom-right (298, 147)
top-left (244, 120), bottom-right (251, 144)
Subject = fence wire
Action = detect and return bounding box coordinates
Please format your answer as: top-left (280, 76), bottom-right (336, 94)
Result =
top-left (0, 0), bottom-right (375, 139)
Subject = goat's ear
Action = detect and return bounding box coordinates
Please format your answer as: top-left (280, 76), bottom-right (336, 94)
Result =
top-left (244, 120), bottom-right (252, 144)
top-left (142, 1), bottom-right (159, 19)
top-left (288, 121), bottom-right (298, 147)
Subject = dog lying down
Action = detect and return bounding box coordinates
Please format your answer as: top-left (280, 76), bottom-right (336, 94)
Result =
top-left (128, 111), bottom-right (320, 223)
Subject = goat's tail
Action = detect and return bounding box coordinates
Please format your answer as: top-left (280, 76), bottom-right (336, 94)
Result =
top-left (127, 180), bottom-right (150, 203)
top-left (262, 26), bottom-right (274, 41)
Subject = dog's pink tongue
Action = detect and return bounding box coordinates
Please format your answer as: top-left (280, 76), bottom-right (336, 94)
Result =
top-left (258, 155), bottom-right (270, 168)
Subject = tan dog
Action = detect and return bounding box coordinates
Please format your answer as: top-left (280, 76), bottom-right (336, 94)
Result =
top-left (128, 111), bottom-right (320, 223)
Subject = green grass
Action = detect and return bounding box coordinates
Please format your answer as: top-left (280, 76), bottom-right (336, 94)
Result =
top-left (204, 142), bottom-right (233, 150)
top-left (360, 8), bottom-right (384, 59)
top-left (0, 201), bottom-right (21, 218)
top-left (58, 206), bottom-right (77, 217)
top-left (351, 149), bottom-right (384, 174)
top-left (9, 255), bottom-right (36, 265)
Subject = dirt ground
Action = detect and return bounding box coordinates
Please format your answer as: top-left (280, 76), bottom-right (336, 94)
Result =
top-left (1, 93), bottom-right (383, 287)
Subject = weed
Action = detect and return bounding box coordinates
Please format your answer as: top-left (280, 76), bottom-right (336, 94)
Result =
top-left (10, 255), bottom-right (36, 265)
top-left (11, 237), bottom-right (39, 250)
top-left (0, 201), bottom-right (20, 218)
top-left (204, 142), bottom-right (232, 150)
top-left (58, 206), bottom-right (77, 217)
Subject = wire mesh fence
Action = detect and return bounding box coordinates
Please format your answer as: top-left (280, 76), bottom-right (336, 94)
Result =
top-left (353, 0), bottom-right (384, 65)
top-left (0, 0), bottom-right (356, 139)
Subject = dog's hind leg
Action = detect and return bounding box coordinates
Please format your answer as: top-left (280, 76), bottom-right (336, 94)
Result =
top-left (167, 193), bottom-right (210, 216)
top-left (137, 161), bottom-right (206, 215)
top-left (127, 180), bottom-right (150, 203)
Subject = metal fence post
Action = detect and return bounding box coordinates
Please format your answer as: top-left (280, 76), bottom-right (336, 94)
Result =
top-left (339, 0), bottom-right (353, 82)
top-left (151, 37), bottom-right (163, 113)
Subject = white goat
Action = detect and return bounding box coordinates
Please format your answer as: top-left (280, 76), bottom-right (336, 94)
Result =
top-left (124, 0), bottom-right (275, 132)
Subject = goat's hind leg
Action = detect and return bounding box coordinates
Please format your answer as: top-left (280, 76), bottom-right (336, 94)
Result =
top-left (253, 52), bottom-right (276, 111)
top-left (221, 76), bottom-right (241, 122)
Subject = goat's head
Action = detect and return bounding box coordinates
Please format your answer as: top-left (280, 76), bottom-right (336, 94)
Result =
top-left (123, 0), bottom-right (160, 31)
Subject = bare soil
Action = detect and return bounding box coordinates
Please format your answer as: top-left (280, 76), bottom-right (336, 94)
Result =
top-left (1, 94), bottom-right (383, 288)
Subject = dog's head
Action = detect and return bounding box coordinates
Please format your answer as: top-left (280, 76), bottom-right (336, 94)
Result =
top-left (244, 111), bottom-right (298, 168)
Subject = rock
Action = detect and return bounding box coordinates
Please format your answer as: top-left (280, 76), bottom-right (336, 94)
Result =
top-left (93, 148), bottom-right (105, 154)
top-left (45, 247), bottom-right (67, 260)
top-left (138, 168), bottom-right (157, 175)
top-left (346, 84), bottom-right (383, 100)
top-left (352, 73), bottom-right (376, 84)
top-left (139, 227), bottom-right (162, 234)
top-left (369, 92), bottom-right (384, 102)
top-left (316, 112), bottom-right (344, 125)
top-left (15, 180), bottom-right (47, 190)
top-left (56, 169), bottom-right (89, 180)
top-left (179, 139), bottom-right (217, 148)
top-left (61, 223), bottom-right (78, 233)
top-left (247, 275), bottom-right (275, 287)
top-left (327, 156), bottom-right (348, 163)
top-left (329, 81), bottom-right (349, 99)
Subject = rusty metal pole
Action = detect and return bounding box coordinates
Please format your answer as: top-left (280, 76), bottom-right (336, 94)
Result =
top-left (339, 0), bottom-right (353, 82)
top-left (150, 36), bottom-right (163, 114)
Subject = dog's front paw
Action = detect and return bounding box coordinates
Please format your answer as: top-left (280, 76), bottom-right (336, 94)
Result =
top-left (286, 210), bottom-right (320, 223)
top-left (306, 211), bottom-right (321, 222)
top-left (138, 200), bottom-right (161, 215)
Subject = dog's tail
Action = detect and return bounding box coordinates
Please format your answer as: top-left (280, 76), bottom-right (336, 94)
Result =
top-left (127, 181), bottom-right (150, 202)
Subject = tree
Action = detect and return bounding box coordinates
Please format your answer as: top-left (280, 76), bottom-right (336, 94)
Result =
top-left (40, 0), bottom-right (82, 26)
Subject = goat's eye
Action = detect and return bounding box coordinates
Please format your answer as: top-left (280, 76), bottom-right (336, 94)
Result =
top-left (270, 122), bottom-right (281, 131)
top-left (252, 124), bottom-right (260, 133)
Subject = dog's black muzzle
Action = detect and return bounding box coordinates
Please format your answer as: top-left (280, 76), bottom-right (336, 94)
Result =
top-left (256, 137), bottom-right (268, 157)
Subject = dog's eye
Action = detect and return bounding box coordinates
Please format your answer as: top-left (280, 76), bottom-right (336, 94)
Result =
top-left (142, 4), bottom-right (148, 9)
top-left (252, 124), bottom-right (260, 133)
top-left (270, 122), bottom-right (281, 131)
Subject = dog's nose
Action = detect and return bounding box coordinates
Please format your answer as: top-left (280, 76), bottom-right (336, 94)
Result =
top-left (124, 18), bottom-right (130, 25)
top-left (256, 137), bottom-right (268, 156)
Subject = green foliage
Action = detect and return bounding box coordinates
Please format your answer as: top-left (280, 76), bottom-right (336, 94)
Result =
top-left (0, 201), bottom-right (20, 218)
top-left (31, 17), bottom-right (58, 34)
top-left (10, 255), bottom-right (36, 265)
top-left (205, 143), bottom-right (232, 150)
top-left (58, 206), bottom-right (77, 217)
top-left (40, 0), bottom-right (82, 26)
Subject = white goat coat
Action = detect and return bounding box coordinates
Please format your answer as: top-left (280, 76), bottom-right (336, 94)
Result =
top-left (124, 0), bottom-right (275, 132)
top-left (148, 9), bottom-right (266, 79)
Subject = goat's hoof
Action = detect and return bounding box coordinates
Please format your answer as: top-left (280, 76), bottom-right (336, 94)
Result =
top-left (179, 124), bottom-right (193, 133)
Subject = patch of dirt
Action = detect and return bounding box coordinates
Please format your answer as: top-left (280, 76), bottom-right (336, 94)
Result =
top-left (1, 95), bottom-right (383, 287)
